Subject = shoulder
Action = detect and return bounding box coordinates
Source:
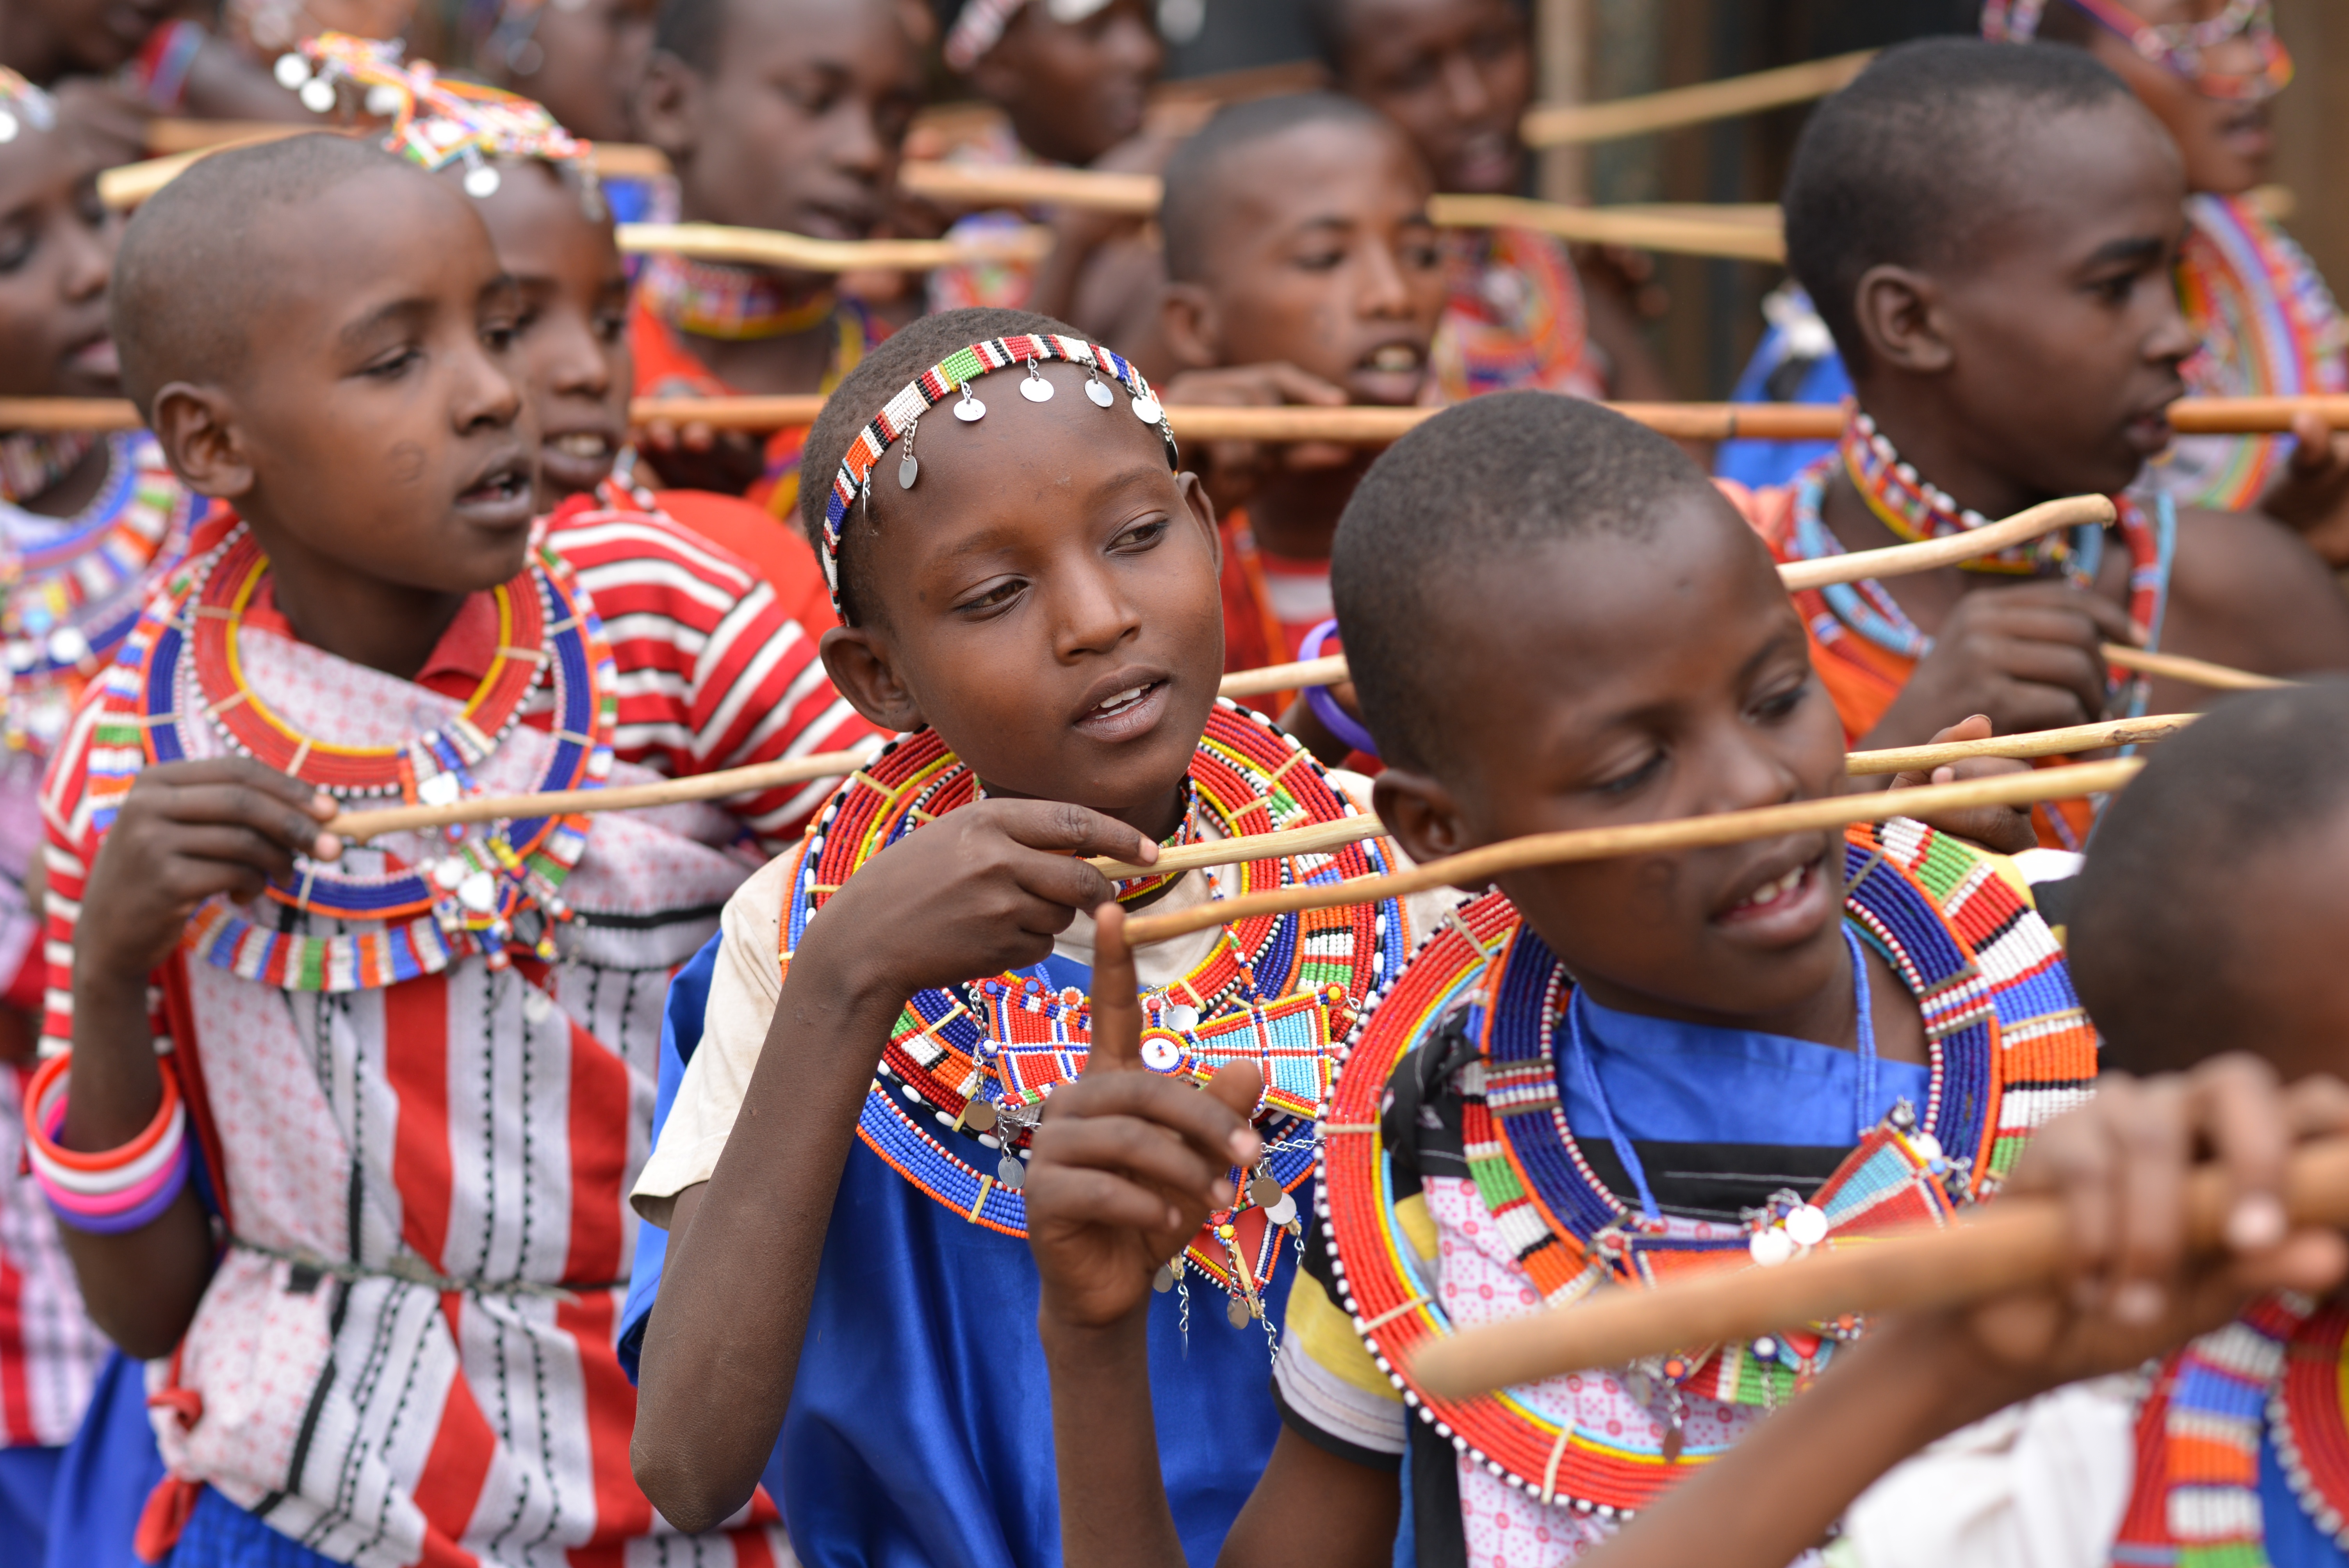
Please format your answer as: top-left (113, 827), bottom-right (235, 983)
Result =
top-left (2165, 504), bottom-right (2349, 669)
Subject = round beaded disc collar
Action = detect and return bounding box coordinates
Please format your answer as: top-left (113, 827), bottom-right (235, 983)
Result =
top-left (820, 333), bottom-right (1178, 618)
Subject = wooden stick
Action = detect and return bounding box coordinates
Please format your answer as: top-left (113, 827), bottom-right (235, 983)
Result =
top-left (1844, 714), bottom-right (2195, 775)
top-left (899, 159), bottom-right (1162, 215)
top-left (2103, 645), bottom-right (2290, 692)
top-left (1082, 814), bottom-right (1379, 879)
top-left (1428, 193), bottom-right (1784, 263)
top-left (326, 744), bottom-right (877, 841)
top-left (1409, 1135), bottom-right (2349, 1400)
top-left (1520, 50), bottom-right (1878, 148)
top-left (614, 221), bottom-right (1052, 274)
top-left (143, 117), bottom-right (675, 176)
top-left (1122, 759), bottom-right (2142, 948)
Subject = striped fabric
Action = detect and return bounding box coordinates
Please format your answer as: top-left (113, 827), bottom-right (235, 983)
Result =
top-left (32, 498), bottom-right (859, 1565)
top-left (0, 1061), bottom-right (109, 1448)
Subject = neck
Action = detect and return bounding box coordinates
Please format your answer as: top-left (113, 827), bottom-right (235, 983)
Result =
top-left (244, 519), bottom-right (472, 682)
top-left (1242, 460), bottom-right (1368, 562)
top-left (1841, 382), bottom-right (2053, 522)
top-left (977, 773), bottom-right (1191, 846)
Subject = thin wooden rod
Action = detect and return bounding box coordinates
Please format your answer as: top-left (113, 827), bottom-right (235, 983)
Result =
top-left (1410, 1135), bottom-right (2349, 1399)
top-left (1083, 814), bottom-right (1379, 879)
top-left (1428, 193), bottom-right (1784, 262)
top-left (1520, 49), bottom-right (1877, 148)
top-left (1121, 759), bottom-right (2142, 948)
top-left (2104, 645), bottom-right (2291, 692)
top-left (103, 130), bottom-right (669, 208)
top-left (899, 159), bottom-right (1162, 215)
top-left (1843, 714), bottom-right (2194, 775)
top-left (615, 221), bottom-right (1053, 274)
top-left (326, 744), bottom-right (877, 841)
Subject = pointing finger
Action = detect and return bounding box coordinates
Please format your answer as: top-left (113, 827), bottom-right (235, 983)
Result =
top-left (1085, 902), bottom-right (1144, 1076)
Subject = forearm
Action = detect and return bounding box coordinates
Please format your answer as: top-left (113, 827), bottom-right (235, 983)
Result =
top-left (55, 959), bottom-right (214, 1356)
top-left (1043, 1308), bottom-right (1187, 1568)
top-left (630, 955), bottom-right (902, 1533)
top-left (1579, 1317), bottom-right (2033, 1568)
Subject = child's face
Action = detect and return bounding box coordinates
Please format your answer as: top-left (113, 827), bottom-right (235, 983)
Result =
top-left (463, 160), bottom-right (630, 504)
top-left (1166, 119), bottom-right (1444, 406)
top-left (822, 362), bottom-right (1223, 825)
top-left (1330, 0), bottom-right (1531, 196)
top-left (168, 166), bottom-right (535, 597)
top-left (2083, 0), bottom-right (2275, 196)
top-left (966, 0), bottom-right (1160, 167)
top-left (647, 0), bottom-right (921, 237)
top-left (505, 0), bottom-right (659, 143)
top-left (0, 118), bottom-right (119, 398)
top-left (1373, 490), bottom-right (1855, 1028)
top-left (1877, 98), bottom-right (2198, 503)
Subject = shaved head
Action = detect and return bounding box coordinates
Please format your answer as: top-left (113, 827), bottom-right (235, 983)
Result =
top-left (111, 134), bottom-right (410, 412)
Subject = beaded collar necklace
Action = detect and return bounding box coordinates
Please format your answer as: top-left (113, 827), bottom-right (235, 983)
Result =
top-left (821, 331), bottom-right (1176, 619)
top-left (0, 431), bottom-right (95, 507)
top-left (0, 431), bottom-right (194, 754)
top-left (1843, 412), bottom-right (2069, 576)
top-left (2116, 1295), bottom-right (2349, 1564)
top-left (787, 702), bottom-right (1410, 1327)
top-left (640, 254), bottom-right (838, 342)
top-left (111, 515), bottom-right (615, 989)
top-left (1319, 820), bottom-right (2099, 1516)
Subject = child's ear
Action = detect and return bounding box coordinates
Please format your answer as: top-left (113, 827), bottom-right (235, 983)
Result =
top-left (1174, 471), bottom-right (1219, 562)
top-left (1158, 282), bottom-right (1224, 371)
top-left (633, 53), bottom-right (702, 161)
top-left (819, 624), bottom-right (926, 734)
top-left (150, 384), bottom-right (254, 501)
top-left (1851, 264), bottom-right (1955, 376)
top-left (1371, 767), bottom-right (1476, 878)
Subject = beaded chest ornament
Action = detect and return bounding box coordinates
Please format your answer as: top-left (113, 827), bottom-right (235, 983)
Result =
top-left (1318, 821), bottom-right (2098, 1518)
top-left (109, 515), bottom-right (616, 990)
top-left (820, 332), bottom-right (1176, 618)
top-left (786, 702), bottom-right (1411, 1326)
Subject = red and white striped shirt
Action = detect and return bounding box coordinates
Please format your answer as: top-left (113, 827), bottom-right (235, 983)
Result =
top-left (35, 497), bottom-right (864, 1564)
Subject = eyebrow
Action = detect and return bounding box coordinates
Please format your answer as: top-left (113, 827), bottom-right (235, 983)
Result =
top-left (2082, 235), bottom-right (2168, 269)
top-left (338, 296), bottom-right (434, 349)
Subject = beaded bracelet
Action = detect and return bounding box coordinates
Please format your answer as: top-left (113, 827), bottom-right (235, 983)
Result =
top-left (1297, 620), bottom-right (1380, 760)
top-left (24, 1053), bottom-right (194, 1235)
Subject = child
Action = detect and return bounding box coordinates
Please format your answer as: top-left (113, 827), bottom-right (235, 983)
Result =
top-left (1738, 39), bottom-right (2349, 842)
top-left (0, 69), bottom-right (193, 1563)
top-left (1723, 0), bottom-right (2344, 517)
top-left (1303, 0), bottom-right (1668, 404)
top-left (1570, 677), bottom-right (2349, 1568)
top-left (623, 304), bottom-right (1463, 1566)
top-left (1147, 93), bottom-right (1447, 708)
top-left (29, 130), bottom-right (865, 1566)
top-left (926, 0), bottom-right (1169, 329)
top-left (1021, 390), bottom-right (2096, 1566)
top-left (473, 0), bottom-right (658, 147)
top-left (627, 0), bottom-right (922, 516)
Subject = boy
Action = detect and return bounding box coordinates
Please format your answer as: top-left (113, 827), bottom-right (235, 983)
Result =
top-left (0, 69), bottom-right (192, 1563)
top-left (927, 0), bottom-right (1169, 330)
top-left (1021, 390), bottom-right (2095, 1565)
top-left (628, 0), bottom-right (922, 515)
top-left (1147, 93), bottom-right (1447, 709)
top-left (1737, 41), bottom-right (2349, 832)
top-left (1572, 678), bottom-right (2349, 1568)
top-left (30, 131), bottom-right (858, 1566)
top-left (623, 304), bottom-right (1462, 1566)
top-left (1303, 0), bottom-right (1668, 404)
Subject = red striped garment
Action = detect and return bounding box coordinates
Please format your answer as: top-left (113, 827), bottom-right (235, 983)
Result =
top-left (0, 1060), bottom-right (110, 1447)
top-left (34, 497), bottom-right (862, 1565)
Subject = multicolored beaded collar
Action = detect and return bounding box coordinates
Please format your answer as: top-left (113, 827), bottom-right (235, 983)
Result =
top-left (1319, 820), bottom-right (2098, 1516)
top-left (107, 513), bottom-right (615, 989)
top-left (1, 432), bottom-right (195, 754)
top-left (638, 253), bottom-right (838, 343)
top-left (784, 702), bottom-right (1410, 1325)
top-left (1843, 411), bottom-right (2069, 576)
top-left (2115, 1294), bottom-right (2349, 1564)
top-left (819, 332), bottom-right (1178, 618)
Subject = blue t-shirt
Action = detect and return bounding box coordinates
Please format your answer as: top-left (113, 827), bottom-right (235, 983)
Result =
top-left (621, 934), bottom-right (1297, 1568)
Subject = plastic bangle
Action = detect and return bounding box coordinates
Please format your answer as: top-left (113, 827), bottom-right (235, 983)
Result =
top-left (24, 1053), bottom-right (194, 1232)
top-left (47, 1143), bottom-right (190, 1234)
top-left (26, 1051), bottom-right (182, 1172)
top-left (1297, 619), bottom-right (1380, 760)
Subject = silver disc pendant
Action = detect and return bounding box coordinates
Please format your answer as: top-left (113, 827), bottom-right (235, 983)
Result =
top-left (954, 391), bottom-right (986, 422)
top-left (1020, 371), bottom-right (1054, 403)
top-left (1226, 1297), bottom-right (1251, 1328)
top-left (898, 454), bottom-right (918, 489)
top-left (299, 76), bottom-right (338, 113)
top-left (463, 164), bottom-right (502, 199)
top-left (1085, 377), bottom-right (1115, 408)
top-left (1131, 393), bottom-right (1164, 424)
top-left (996, 1154), bottom-right (1024, 1188)
top-left (0, 110), bottom-right (19, 145)
top-left (1152, 1265), bottom-right (1175, 1294)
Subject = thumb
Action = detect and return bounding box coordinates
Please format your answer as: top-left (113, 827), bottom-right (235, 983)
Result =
top-left (1084, 902), bottom-right (1145, 1075)
top-left (1893, 713), bottom-right (1992, 791)
top-left (1203, 1058), bottom-right (1265, 1130)
top-left (2289, 410), bottom-right (2335, 476)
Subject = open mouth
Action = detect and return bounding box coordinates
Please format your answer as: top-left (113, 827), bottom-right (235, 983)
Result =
top-left (456, 456), bottom-right (534, 522)
top-left (1366, 343), bottom-right (1422, 374)
top-left (1092, 683), bottom-right (1157, 718)
top-left (1712, 840), bottom-right (1836, 943)
top-left (1729, 862), bottom-right (1809, 915)
top-left (1073, 675), bottom-right (1173, 742)
top-left (1349, 339), bottom-right (1430, 404)
top-left (548, 432), bottom-right (614, 461)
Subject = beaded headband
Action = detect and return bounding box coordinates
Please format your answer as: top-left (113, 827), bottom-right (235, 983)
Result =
top-left (284, 33), bottom-right (597, 201)
top-left (0, 67), bottom-right (58, 145)
top-left (821, 333), bottom-right (1177, 617)
top-left (943, 0), bottom-right (1116, 72)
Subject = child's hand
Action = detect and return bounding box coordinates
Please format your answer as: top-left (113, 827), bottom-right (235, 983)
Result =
top-left (1025, 903), bottom-right (1264, 1331)
top-left (75, 758), bottom-right (340, 987)
top-left (1879, 713), bottom-right (2037, 854)
top-left (1871, 582), bottom-right (2139, 747)
top-left (793, 799), bottom-right (1160, 1007)
top-left (630, 419), bottom-right (769, 496)
top-left (1948, 1057), bottom-right (2349, 1401)
top-left (2256, 410), bottom-right (2349, 567)
top-left (1157, 362), bottom-right (1354, 515)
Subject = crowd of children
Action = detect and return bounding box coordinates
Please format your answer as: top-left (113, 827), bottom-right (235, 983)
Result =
top-left (7, 1), bottom-right (2349, 1566)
